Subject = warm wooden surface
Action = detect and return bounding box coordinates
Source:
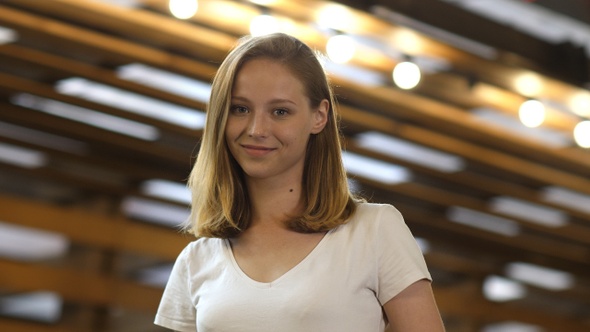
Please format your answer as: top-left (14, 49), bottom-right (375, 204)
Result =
top-left (0, 1), bottom-right (589, 331)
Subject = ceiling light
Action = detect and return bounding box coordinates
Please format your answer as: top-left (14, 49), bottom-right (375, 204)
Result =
top-left (373, 7), bottom-right (497, 59)
top-left (489, 196), bottom-right (568, 228)
top-left (0, 292), bottom-right (63, 323)
top-left (326, 34), bottom-right (356, 64)
top-left (390, 29), bottom-right (424, 54)
top-left (392, 61), bottom-right (421, 90)
top-left (317, 4), bottom-right (354, 31)
top-left (121, 196), bottom-right (189, 227)
top-left (250, 0), bottom-right (276, 5)
top-left (518, 99), bottom-right (545, 128)
top-left (136, 263), bottom-right (174, 287)
top-left (0, 221), bottom-right (68, 261)
top-left (117, 63), bottom-right (211, 103)
top-left (169, 0), bottom-right (198, 20)
top-left (55, 78), bottom-right (206, 129)
top-left (482, 275), bottom-right (527, 302)
top-left (415, 237), bottom-right (430, 254)
top-left (447, 206), bottom-right (520, 236)
top-left (342, 151), bottom-right (412, 185)
top-left (250, 14), bottom-right (279, 36)
top-left (97, 0), bottom-right (140, 7)
top-left (0, 121), bottom-right (88, 155)
top-left (0, 26), bottom-right (17, 44)
top-left (355, 131), bottom-right (465, 172)
top-left (141, 179), bottom-right (191, 204)
top-left (505, 262), bottom-right (574, 291)
top-left (573, 120), bottom-right (590, 148)
top-left (0, 142), bottom-right (47, 169)
top-left (471, 108), bottom-right (572, 147)
top-left (322, 61), bottom-right (385, 86)
top-left (482, 321), bottom-right (543, 332)
top-left (570, 93), bottom-right (590, 117)
top-left (541, 186), bottom-right (590, 214)
top-left (11, 93), bottom-right (160, 141)
top-left (514, 73), bottom-right (543, 97)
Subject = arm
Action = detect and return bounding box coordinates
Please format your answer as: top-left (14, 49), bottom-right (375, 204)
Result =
top-left (383, 279), bottom-right (445, 332)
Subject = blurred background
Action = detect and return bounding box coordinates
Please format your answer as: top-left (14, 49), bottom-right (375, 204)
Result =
top-left (0, 0), bottom-right (589, 331)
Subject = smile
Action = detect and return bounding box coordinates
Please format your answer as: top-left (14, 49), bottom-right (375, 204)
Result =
top-left (241, 144), bottom-right (276, 157)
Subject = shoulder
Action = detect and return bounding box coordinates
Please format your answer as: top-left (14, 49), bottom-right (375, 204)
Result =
top-left (349, 202), bottom-right (404, 228)
top-left (176, 237), bottom-right (226, 265)
top-left (354, 202), bottom-right (403, 219)
top-left (334, 202), bottom-right (405, 237)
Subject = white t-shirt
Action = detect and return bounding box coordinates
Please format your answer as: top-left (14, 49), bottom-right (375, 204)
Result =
top-left (155, 203), bottom-right (431, 332)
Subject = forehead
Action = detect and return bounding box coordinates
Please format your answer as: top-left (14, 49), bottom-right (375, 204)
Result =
top-left (237, 58), bottom-right (297, 79)
top-left (233, 58), bottom-right (306, 95)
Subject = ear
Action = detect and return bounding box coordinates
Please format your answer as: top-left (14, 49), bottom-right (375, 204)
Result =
top-left (311, 99), bottom-right (329, 134)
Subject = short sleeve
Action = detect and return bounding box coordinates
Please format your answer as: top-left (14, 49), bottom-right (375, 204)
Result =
top-left (154, 245), bottom-right (197, 332)
top-left (375, 205), bottom-right (431, 305)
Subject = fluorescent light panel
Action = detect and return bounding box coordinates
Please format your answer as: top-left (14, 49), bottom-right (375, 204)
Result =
top-left (0, 292), bottom-right (63, 323)
top-left (0, 221), bottom-right (69, 261)
top-left (117, 63), bottom-right (212, 103)
top-left (342, 151), bottom-right (412, 184)
top-left (447, 206), bottom-right (520, 236)
top-left (11, 93), bottom-right (159, 141)
top-left (482, 275), bottom-right (527, 302)
top-left (121, 196), bottom-right (189, 227)
top-left (472, 108), bottom-right (572, 148)
top-left (415, 237), bottom-right (430, 254)
top-left (0, 121), bottom-right (88, 154)
top-left (482, 321), bottom-right (543, 332)
top-left (55, 78), bottom-right (206, 129)
top-left (355, 131), bottom-right (465, 172)
top-left (371, 6), bottom-right (498, 60)
top-left (442, 0), bottom-right (590, 56)
top-left (96, 0), bottom-right (141, 7)
top-left (541, 186), bottom-right (590, 214)
top-left (505, 262), bottom-right (574, 291)
top-left (0, 142), bottom-right (47, 169)
top-left (141, 179), bottom-right (191, 204)
top-left (323, 61), bottom-right (386, 86)
top-left (136, 264), bottom-right (174, 287)
top-left (489, 196), bottom-right (568, 227)
top-left (0, 26), bottom-right (17, 44)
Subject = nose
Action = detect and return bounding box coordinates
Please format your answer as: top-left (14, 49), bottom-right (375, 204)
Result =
top-left (247, 112), bottom-right (269, 138)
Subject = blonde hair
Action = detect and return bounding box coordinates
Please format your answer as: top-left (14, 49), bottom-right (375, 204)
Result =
top-left (185, 33), bottom-right (358, 238)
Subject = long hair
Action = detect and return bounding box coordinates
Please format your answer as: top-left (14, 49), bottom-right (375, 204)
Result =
top-left (185, 33), bottom-right (358, 238)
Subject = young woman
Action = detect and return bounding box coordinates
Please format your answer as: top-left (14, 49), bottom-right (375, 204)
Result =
top-left (155, 33), bottom-right (445, 332)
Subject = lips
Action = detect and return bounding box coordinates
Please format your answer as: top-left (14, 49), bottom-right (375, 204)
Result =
top-left (241, 144), bottom-right (276, 157)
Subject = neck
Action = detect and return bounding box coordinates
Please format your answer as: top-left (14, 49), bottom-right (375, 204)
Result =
top-left (246, 177), bottom-right (304, 228)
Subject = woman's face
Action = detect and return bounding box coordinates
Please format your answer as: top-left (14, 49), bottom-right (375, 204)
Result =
top-left (225, 58), bottom-right (327, 184)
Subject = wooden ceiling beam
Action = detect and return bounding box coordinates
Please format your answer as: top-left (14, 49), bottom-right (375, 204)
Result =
top-left (354, 178), bottom-right (590, 264)
top-left (0, 71), bottom-right (199, 140)
top-left (0, 101), bottom-right (190, 165)
top-left (0, 44), bottom-right (208, 113)
top-left (0, 195), bottom-right (190, 260)
top-left (365, 0), bottom-right (590, 86)
top-left (0, 135), bottom-right (185, 183)
top-left (338, 104), bottom-right (590, 196)
top-left (2, 0), bottom-right (234, 63)
top-left (0, 319), bottom-right (76, 332)
top-left (0, 259), bottom-right (162, 312)
top-left (0, 5), bottom-right (218, 81)
top-left (335, 80), bottom-right (590, 175)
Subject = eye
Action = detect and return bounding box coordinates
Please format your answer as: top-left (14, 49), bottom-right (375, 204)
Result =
top-left (230, 105), bottom-right (249, 115)
top-left (273, 108), bottom-right (289, 117)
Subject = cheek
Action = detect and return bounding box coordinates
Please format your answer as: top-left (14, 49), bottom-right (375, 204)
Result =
top-left (224, 120), bottom-right (238, 140)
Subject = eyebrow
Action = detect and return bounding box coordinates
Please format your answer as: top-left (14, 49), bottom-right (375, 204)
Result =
top-left (231, 96), bottom-right (298, 106)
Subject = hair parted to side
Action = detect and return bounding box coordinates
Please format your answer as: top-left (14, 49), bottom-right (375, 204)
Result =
top-left (185, 32), bottom-right (360, 238)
